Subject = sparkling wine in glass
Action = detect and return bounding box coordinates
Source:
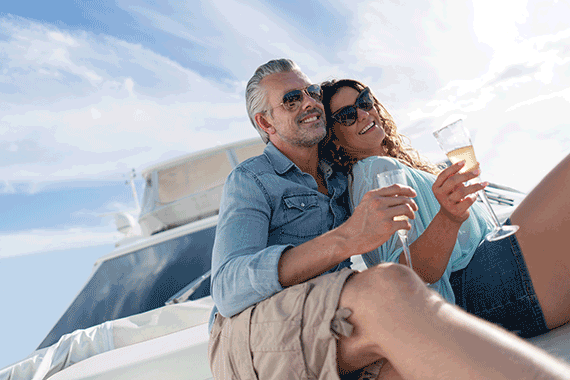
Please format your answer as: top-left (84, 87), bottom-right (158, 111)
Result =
top-left (377, 169), bottom-right (413, 269)
top-left (433, 119), bottom-right (519, 241)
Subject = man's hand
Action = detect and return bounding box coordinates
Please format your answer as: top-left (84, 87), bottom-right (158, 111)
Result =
top-left (339, 184), bottom-right (418, 256)
top-left (432, 161), bottom-right (487, 225)
top-left (278, 184), bottom-right (416, 287)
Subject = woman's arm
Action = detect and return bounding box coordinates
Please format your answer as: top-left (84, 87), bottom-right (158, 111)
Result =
top-left (406, 210), bottom-right (463, 283)
top-left (407, 160), bottom-right (487, 283)
top-left (351, 157), bottom-right (486, 283)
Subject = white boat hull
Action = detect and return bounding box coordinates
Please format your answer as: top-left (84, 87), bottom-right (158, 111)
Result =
top-left (49, 324), bottom-right (212, 380)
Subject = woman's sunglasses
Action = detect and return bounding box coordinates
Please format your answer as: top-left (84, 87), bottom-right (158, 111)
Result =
top-left (274, 84), bottom-right (322, 112)
top-left (331, 87), bottom-right (374, 126)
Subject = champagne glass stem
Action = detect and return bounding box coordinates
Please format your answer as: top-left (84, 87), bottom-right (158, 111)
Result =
top-left (477, 189), bottom-right (503, 227)
top-left (476, 188), bottom-right (519, 241)
top-left (399, 234), bottom-right (413, 270)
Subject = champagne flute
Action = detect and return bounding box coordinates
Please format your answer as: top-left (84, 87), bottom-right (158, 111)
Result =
top-left (433, 119), bottom-right (519, 241)
top-left (377, 169), bottom-right (413, 269)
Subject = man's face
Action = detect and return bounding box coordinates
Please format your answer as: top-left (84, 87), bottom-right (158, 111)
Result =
top-left (260, 71), bottom-right (326, 148)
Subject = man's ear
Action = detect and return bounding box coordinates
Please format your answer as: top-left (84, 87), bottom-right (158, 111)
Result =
top-left (255, 113), bottom-right (276, 135)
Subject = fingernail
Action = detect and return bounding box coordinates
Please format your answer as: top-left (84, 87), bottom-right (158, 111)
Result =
top-left (458, 160), bottom-right (465, 166)
top-left (473, 168), bottom-right (480, 176)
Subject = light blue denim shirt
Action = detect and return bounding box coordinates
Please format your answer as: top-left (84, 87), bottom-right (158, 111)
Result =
top-left (209, 142), bottom-right (351, 331)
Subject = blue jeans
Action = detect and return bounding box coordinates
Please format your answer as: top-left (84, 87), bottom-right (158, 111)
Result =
top-left (450, 219), bottom-right (549, 338)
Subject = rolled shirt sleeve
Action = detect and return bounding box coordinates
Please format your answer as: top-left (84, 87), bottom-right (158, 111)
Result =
top-left (211, 166), bottom-right (287, 318)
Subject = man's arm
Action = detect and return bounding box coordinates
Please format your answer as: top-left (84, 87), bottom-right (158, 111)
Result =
top-left (212, 167), bottom-right (417, 317)
top-left (278, 185), bottom-right (418, 287)
top-left (211, 167), bottom-right (284, 318)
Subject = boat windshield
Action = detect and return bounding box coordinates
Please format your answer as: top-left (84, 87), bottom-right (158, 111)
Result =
top-left (38, 225), bottom-right (215, 349)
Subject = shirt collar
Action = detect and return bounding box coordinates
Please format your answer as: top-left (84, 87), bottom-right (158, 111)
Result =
top-left (263, 142), bottom-right (300, 175)
top-left (263, 142), bottom-right (335, 180)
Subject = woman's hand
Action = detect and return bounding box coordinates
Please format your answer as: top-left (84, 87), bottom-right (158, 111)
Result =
top-left (432, 161), bottom-right (488, 225)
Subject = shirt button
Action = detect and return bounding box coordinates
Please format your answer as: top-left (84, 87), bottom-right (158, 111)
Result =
top-left (301, 203), bottom-right (305, 207)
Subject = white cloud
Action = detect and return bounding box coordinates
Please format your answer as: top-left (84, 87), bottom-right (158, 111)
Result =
top-left (91, 107), bottom-right (102, 119)
top-left (0, 180), bottom-right (16, 194)
top-left (121, 0), bottom-right (342, 82)
top-left (1, 0), bottom-right (570, 194)
top-left (0, 226), bottom-right (121, 259)
top-left (124, 77), bottom-right (134, 95)
top-left (472, 0), bottom-right (529, 49)
top-left (505, 87), bottom-right (570, 112)
top-left (0, 16), bottom-right (260, 182)
top-left (48, 31), bottom-right (79, 46)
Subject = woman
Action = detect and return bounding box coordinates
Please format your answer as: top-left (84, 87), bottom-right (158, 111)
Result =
top-left (319, 79), bottom-right (570, 339)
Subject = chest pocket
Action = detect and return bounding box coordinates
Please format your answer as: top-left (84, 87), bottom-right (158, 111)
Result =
top-left (284, 194), bottom-right (319, 217)
top-left (277, 193), bottom-right (322, 239)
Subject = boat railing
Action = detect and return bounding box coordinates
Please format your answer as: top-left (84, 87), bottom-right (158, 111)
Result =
top-left (165, 270), bottom-right (212, 305)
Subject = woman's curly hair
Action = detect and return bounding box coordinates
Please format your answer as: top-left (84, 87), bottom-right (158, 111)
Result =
top-left (318, 79), bottom-right (439, 175)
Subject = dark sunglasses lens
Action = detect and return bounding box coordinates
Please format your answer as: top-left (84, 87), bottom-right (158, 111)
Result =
top-left (332, 88), bottom-right (374, 126)
top-left (357, 89), bottom-right (374, 111)
top-left (334, 106), bottom-right (358, 126)
top-left (307, 84), bottom-right (322, 101)
top-left (281, 85), bottom-right (322, 111)
top-left (282, 90), bottom-right (303, 110)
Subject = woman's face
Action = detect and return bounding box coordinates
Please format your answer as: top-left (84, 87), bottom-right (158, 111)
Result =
top-left (329, 86), bottom-right (386, 161)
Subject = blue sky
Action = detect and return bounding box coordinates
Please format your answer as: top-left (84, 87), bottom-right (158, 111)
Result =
top-left (1, 0), bottom-right (570, 370)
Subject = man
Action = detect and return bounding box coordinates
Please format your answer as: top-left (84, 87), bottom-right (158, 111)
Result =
top-left (208, 59), bottom-right (570, 379)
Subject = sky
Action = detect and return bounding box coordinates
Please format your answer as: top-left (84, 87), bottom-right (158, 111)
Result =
top-left (1, 0), bottom-right (570, 370)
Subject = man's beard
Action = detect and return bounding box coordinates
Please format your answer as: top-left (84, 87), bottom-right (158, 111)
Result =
top-left (283, 119), bottom-right (326, 147)
top-left (292, 109), bottom-right (326, 147)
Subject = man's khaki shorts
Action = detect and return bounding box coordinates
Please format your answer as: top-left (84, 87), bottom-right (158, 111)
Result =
top-left (208, 268), bottom-right (356, 380)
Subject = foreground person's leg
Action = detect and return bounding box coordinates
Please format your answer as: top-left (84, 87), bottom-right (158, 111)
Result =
top-left (511, 152), bottom-right (570, 329)
top-left (337, 263), bottom-right (570, 380)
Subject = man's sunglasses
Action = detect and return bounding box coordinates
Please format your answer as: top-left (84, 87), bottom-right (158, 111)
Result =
top-left (273, 84), bottom-right (322, 112)
top-left (331, 87), bottom-right (374, 126)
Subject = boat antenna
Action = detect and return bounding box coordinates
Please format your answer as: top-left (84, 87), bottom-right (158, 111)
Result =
top-left (126, 168), bottom-right (141, 212)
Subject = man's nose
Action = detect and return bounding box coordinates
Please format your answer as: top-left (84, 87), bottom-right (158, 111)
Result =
top-left (300, 90), bottom-right (321, 110)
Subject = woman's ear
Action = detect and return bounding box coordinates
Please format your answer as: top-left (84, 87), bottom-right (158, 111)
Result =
top-left (255, 113), bottom-right (276, 135)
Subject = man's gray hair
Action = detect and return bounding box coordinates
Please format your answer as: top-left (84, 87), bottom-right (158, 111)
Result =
top-left (245, 59), bottom-right (310, 143)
